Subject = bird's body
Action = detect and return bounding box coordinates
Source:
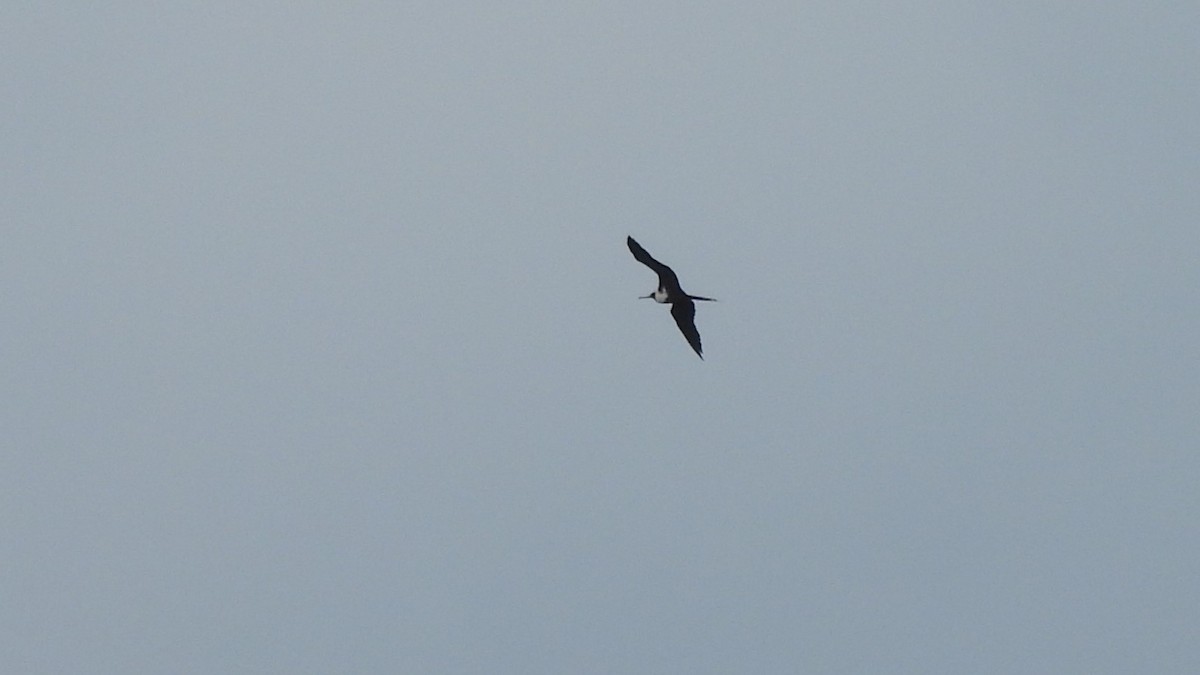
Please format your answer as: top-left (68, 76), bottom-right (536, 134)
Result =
top-left (627, 236), bottom-right (715, 359)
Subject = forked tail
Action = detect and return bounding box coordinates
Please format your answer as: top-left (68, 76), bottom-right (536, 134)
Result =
top-left (688, 294), bottom-right (717, 302)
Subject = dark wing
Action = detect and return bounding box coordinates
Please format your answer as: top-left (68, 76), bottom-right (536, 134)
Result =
top-left (627, 236), bottom-right (679, 288)
top-left (670, 299), bottom-right (704, 359)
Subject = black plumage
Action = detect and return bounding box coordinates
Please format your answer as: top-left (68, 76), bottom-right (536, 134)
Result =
top-left (627, 236), bottom-right (715, 359)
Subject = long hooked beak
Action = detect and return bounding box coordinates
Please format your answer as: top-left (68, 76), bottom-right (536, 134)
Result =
top-left (638, 293), bottom-right (654, 299)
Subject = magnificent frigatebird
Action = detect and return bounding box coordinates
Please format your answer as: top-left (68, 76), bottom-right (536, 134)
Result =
top-left (627, 235), bottom-right (715, 359)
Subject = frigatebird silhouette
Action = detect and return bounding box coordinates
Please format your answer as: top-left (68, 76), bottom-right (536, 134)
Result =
top-left (627, 236), bottom-right (715, 359)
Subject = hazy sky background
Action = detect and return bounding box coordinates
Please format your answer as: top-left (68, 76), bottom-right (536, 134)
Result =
top-left (4, 3), bottom-right (1198, 673)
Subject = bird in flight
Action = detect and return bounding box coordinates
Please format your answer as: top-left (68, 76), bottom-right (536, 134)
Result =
top-left (627, 236), bottom-right (716, 359)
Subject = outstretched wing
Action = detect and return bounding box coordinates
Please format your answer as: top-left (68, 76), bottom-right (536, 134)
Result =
top-left (670, 299), bottom-right (704, 359)
top-left (627, 236), bottom-right (679, 287)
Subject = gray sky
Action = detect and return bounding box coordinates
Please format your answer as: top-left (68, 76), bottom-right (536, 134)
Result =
top-left (4, 2), bottom-right (1198, 673)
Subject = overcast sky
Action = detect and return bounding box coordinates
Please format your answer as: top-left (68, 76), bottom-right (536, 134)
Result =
top-left (4, 3), bottom-right (1198, 673)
